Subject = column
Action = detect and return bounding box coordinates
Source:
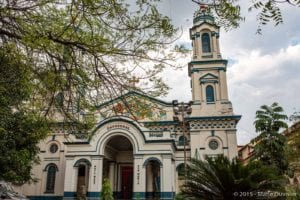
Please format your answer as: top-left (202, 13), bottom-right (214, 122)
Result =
top-left (63, 158), bottom-right (77, 200)
top-left (219, 70), bottom-right (228, 100)
top-left (146, 164), bottom-right (153, 197)
top-left (226, 130), bottom-right (238, 160)
top-left (133, 155), bottom-right (146, 200)
top-left (87, 157), bottom-right (103, 200)
top-left (201, 84), bottom-right (205, 102)
top-left (212, 34), bottom-right (217, 57)
top-left (215, 82), bottom-right (220, 101)
top-left (108, 162), bottom-right (115, 191)
top-left (161, 155), bottom-right (174, 200)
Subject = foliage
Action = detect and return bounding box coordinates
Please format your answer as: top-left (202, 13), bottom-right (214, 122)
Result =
top-left (285, 121), bottom-right (300, 181)
top-left (253, 102), bottom-right (288, 175)
top-left (175, 192), bottom-right (185, 200)
top-left (249, 0), bottom-right (300, 33)
top-left (135, 192), bottom-right (140, 200)
top-left (181, 156), bottom-right (285, 200)
top-left (0, 45), bottom-right (49, 183)
top-left (192, 0), bottom-right (300, 32)
top-left (0, 0), bottom-right (179, 122)
top-left (101, 178), bottom-right (113, 200)
top-left (289, 109), bottom-right (300, 123)
top-left (192, 0), bottom-right (244, 30)
top-left (285, 185), bottom-right (300, 200)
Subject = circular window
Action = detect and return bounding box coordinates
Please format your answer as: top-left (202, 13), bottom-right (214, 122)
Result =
top-left (209, 140), bottom-right (219, 150)
top-left (49, 144), bottom-right (58, 153)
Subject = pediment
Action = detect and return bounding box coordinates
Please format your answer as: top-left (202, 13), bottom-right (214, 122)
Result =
top-left (200, 73), bottom-right (218, 80)
top-left (95, 91), bottom-right (170, 121)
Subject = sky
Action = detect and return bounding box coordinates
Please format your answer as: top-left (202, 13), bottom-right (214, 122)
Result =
top-left (156, 0), bottom-right (300, 145)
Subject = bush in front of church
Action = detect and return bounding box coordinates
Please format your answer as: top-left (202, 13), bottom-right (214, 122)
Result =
top-left (101, 179), bottom-right (113, 200)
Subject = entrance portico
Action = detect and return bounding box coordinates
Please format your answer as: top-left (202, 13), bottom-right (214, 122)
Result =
top-left (63, 118), bottom-right (175, 200)
top-left (103, 135), bottom-right (134, 199)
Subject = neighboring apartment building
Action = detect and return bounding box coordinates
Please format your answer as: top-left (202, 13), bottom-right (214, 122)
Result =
top-left (237, 144), bottom-right (254, 165)
top-left (238, 121), bottom-right (300, 186)
top-left (284, 121), bottom-right (300, 185)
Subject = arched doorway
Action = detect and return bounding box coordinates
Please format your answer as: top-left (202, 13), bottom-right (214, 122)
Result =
top-left (74, 159), bottom-right (91, 198)
top-left (103, 135), bottom-right (133, 200)
top-left (145, 159), bottom-right (161, 200)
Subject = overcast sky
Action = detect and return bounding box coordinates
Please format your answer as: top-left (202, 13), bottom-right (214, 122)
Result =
top-left (157, 0), bottom-right (300, 145)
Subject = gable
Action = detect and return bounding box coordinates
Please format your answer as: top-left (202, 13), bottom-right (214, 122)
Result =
top-left (199, 73), bottom-right (219, 84)
top-left (200, 73), bottom-right (218, 80)
top-left (95, 91), bottom-right (171, 121)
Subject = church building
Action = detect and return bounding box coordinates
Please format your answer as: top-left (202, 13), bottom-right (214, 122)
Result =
top-left (16, 8), bottom-right (241, 200)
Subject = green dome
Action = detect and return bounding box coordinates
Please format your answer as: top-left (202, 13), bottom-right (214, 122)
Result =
top-left (193, 7), bottom-right (215, 25)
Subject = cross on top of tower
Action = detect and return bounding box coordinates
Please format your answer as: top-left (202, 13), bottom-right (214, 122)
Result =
top-left (129, 76), bottom-right (139, 88)
top-left (192, 0), bottom-right (212, 16)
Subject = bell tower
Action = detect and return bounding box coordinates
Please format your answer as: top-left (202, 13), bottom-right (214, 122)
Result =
top-left (189, 6), bottom-right (233, 116)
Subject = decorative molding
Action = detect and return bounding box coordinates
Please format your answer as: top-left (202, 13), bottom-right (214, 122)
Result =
top-left (73, 158), bottom-right (91, 167)
top-left (143, 157), bottom-right (163, 167)
top-left (189, 59), bottom-right (228, 65)
top-left (96, 91), bottom-right (173, 109)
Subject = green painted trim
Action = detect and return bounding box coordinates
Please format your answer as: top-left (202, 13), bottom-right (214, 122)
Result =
top-left (43, 163), bottom-right (59, 172)
top-left (28, 196), bottom-right (63, 200)
top-left (211, 130), bottom-right (215, 136)
top-left (64, 141), bottom-right (89, 145)
top-left (143, 157), bottom-right (163, 167)
top-left (193, 14), bottom-right (215, 23)
top-left (189, 59), bottom-right (228, 65)
top-left (190, 67), bottom-right (226, 75)
top-left (95, 91), bottom-right (173, 109)
top-left (191, 21), bottom-right (219, 29)
top-left (74, 158), bottom-right (91, 167)
top-left (221, 101), bottom-right (232, 104)
top-left (200, 80), bottom-right (218, 84)
top-left (86, 192), bottom-right (101, 198)
top-left (63, 192), bottom-right (76, 197)
top-left (143, 121), bottom-right (178, 126)
top-left (187, 115), bottom-right (242, 121)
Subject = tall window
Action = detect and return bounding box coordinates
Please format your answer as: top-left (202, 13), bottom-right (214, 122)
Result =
top-left (46, 164), bottom-right (57, 193)
top-left (206, 85), bottom-right (215, 102)
top-left (201, 33), bottom-right (211, 53)
top-left (178, 136), bottom-right (188, 146)
top-left (177, 163), bottom-right (186, 180)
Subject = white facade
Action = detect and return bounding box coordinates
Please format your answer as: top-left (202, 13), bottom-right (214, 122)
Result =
top-left (16, 10), bottom-right (241, 200)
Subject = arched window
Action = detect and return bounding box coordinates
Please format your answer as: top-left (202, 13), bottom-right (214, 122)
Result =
top-left (45, 164), bottom-right (57, 193)
top-left (202, 33), bottom-right (211, 53)
top-left (178, 136), bottom-right (188, 146)
top-left (177, 164), bottom-right (185, 180)
top-left (206, 85), bottom-right (215, 102)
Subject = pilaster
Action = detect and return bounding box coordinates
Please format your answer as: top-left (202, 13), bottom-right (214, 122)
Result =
top-left (87, 156), bottom-right (103, 200)
top-left (63, 158), bottom-right (77, 200)
top-left (161, 155), bottom-right (175, 200)
top-left (133, 155), bottom-right (146, 199)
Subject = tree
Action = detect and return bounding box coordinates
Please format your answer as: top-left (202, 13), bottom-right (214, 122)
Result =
top-left (101, 178), bottom-right (113, 200)
top-left (0, 45), bottom-right (48, 183)
top-left (0, 0), bottom-right (179, 122)
top-left (181, 156), bottom-right (285, 200)
top-left (192, 0), bottom-right (300, 33)
top-left (253, 102), bottom-right (288, 175)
